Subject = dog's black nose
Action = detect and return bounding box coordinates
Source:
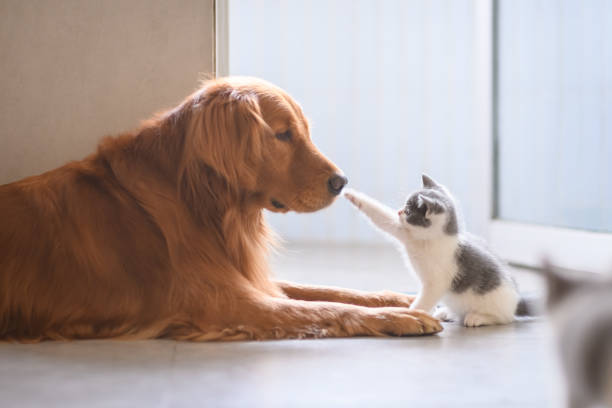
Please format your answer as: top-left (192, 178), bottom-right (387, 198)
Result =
top-left (328, 174), bottom-right (348, 195)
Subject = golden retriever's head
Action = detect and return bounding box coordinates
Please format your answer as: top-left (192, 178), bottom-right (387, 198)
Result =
top-left (183, 77), bottom-right (347, 213)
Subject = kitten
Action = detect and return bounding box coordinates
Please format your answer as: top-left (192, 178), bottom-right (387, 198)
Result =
top-left (541, 262), bottom-right (612, 408)
top-left (344, 174), bottom-right (528, 327)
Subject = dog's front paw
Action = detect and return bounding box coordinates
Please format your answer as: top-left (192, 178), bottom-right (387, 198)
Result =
top-left (364, 307), bottom-right (443, 336)
top-left (375, 290), bottom-right (415, 308)
top-left (343, 188), bottom-right (364, 209)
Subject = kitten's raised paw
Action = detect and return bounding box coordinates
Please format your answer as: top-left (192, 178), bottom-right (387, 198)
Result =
top-left (343, 188), bottom-right (363, 209)
top-left (463, 312), bottom-right (496, 327)
top-left (433, 307), bottom-right (455, 322)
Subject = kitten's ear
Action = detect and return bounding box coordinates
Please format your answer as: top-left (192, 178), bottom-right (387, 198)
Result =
top-left (417, 194), bottom-right (437, 216)
top-left (422, 174), bottom-right (440, 189)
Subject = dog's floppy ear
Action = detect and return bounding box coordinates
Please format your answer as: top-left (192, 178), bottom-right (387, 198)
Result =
top-left (181, 84), bottom-right (267, 193)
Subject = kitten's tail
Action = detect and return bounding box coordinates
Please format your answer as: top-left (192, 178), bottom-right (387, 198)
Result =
top-left (515, 295), bottom-right (545, 317)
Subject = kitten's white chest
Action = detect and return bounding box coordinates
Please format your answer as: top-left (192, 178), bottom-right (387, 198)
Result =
top-left (401, 235), bottom-right (459, 284)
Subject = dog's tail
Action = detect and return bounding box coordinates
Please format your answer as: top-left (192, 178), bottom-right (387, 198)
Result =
top-left (515, 294), bottom-right (545, 317)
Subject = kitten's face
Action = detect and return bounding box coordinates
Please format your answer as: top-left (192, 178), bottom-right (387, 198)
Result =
top-left (398, 174), bottom-right (458, 238)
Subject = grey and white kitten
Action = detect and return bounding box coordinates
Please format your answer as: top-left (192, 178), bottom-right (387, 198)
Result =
top-left (344, 174), bottom-right (530, 327)
top-left (541, 262), bottom-right (612, 408)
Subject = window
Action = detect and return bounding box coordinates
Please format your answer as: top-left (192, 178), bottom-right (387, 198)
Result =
top-left (491, 0), bottom-right (612, 272)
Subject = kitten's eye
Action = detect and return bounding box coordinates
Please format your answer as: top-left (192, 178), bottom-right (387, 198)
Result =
top-left (275, 130), bottom-right (292, 141)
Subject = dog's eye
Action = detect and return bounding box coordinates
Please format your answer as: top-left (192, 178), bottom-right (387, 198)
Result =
top-left (275, 130), bottom-right (292, 141)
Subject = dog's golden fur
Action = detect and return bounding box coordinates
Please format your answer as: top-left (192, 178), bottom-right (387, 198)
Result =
top-left (0, 77), bottom-right (441, 342)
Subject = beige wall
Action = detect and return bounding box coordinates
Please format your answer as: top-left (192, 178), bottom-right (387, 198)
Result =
top-left (0, 0), bottom-right (215, 184)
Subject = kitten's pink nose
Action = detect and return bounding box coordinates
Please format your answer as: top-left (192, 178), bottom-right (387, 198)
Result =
top-left (398, 209), bottom-right (403, 216)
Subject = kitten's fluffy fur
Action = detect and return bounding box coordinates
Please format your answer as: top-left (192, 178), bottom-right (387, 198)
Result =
top-left (345, 174), bottom-right (525, 327)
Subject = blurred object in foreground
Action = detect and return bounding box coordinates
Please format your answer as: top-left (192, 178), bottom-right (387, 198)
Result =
top-left (541, 262), bottom-right (612, 408)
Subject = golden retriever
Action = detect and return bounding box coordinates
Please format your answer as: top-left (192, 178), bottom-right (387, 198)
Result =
top-left (0, 77), bottom-right (441, 341)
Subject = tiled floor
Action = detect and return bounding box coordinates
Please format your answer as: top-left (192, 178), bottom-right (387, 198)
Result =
top-left (0, 244), bottom-right (564, 407)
